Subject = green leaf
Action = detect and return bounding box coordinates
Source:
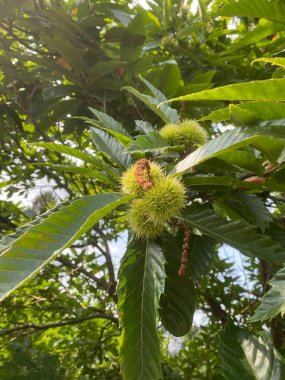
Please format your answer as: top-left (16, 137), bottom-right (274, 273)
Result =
top-left (278, 145), bottom-right (285, 163)
top-left (251, 265), bottom-right (285, 322)
top-left (160, 63), bottom-right (183, 97)
top-left (123, 85), bottom-right (171, 124)
top-left (0, 193), bottom-right (133, 301)
top-left (197, 0), bottom-right (208, 22)
top-left (183, 175), bottom-right (265, 191)
top-left (42, 38), bottom-right (84, 71)
top-left (165, 79), bottom-right (285, 103)
top-left (202, 102), bottom-right (285, 123)
top-left (266, 168), bottom-right (285, 190)
top-left (252, 57), bottom-right (285, 69)
top-left (140, 77), bottom-right (179, 117)
top-left (0, 201), bottom-right (70, 254)
top-left (189, 234), bottom-right (216, 281)
top-left (180, 82), bottom-right (214, 96)
top-left (125, 132), bottom-right (170, 153)
top-left (229, 104), bottom-right (257, 126)
top-left (42, 85), bottom-right (76, 100)
top-left (174, 127), bottom-right (285, 174)
top-left (235, 192), bottom-right (272, 231)
top-left (120, 12), bottom-right (147, 61)
top-left (32, 142), bottom-right (118, 177)
top-left (220, 321), bottom-right (285, 380)
top-left (160, 233), bottom-right (196, 337)
top-left (32, 142), bottom-right (101, 167)
top-left (135, 120), bottom-right (155, 134)
top-left (259, 119), bottom-right (285, 139)
top-left (201, 107), bottom-right (231, 122)
top-left (220, 20), bottom-right (285, 56)
top-left (90, 127), bottom-right (132, 169)
top-left (162, 0), bottom-right (170, 29)
top-left (218, 150), bottom-right (264, 175)
top-left (192, 71), bottom-right (216, 84)
top-left (88, 107), bottom-right (132, 139)
top-left (247, 102), bottom-right (285, 122)
top-left (118, 238), bottom-right (165, 380)
top-left (111, 9), bottom-right (132, 26)
top-left (182, 205), bottom-right (285, 264)
top-left (177, 22), bottom-right (206, 38)
top-left (123, 77), bottom-right (179, 124)
top-left (0, 0), bottom-right (33, 19)
top-left (35, 163), bottom-right (116, 185)
top-left (215, 192), bottom-right (272, 232)
top-left (267, 223), bottom-right (285, 249)
top-left (79, 116), bottom-right (132, 146)
top-left (88, 61), bottom-right (126, 82)
top-left (215, 0), bottom-right (285, 24)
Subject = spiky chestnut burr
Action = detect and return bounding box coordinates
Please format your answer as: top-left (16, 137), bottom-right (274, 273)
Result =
top-left (144, 176), bottom-right (186, 225)
top-left (160, 119), bottom-right (208, 148)
top-left (127, 199), bottom-right (164, 239)
top-left (180, 3), bottom-right (189, 19)
top-left (123, 160), bottom-right (187, 240)
top-left (161, 35), bottom-right (179, 49)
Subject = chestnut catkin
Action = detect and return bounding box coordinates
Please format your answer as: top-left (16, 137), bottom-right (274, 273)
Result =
top-left (121, 161), bottom-right (164, 196)
top-left (134, 159), bottom-right (153, 191)
top-left (178, 227), bottom-right (191, 277)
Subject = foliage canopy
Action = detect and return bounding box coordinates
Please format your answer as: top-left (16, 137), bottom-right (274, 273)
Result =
top-left (1, 0), bottom-right (285, 379)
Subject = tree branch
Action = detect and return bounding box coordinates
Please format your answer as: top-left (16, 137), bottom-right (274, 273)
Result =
top-left (98, 235), bottom-right (115, 284)
top-left (56, 256), bottom-right (118, 302)
top-left (0, 312), bottom-right (118, 337)
top-left (201, 291), bottom-right (228, 325)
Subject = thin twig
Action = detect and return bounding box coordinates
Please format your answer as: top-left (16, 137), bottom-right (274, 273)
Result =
top-left (0, 312), bottom-right (118, 337)
top-left (57, 256), bottom-right (117, 302)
